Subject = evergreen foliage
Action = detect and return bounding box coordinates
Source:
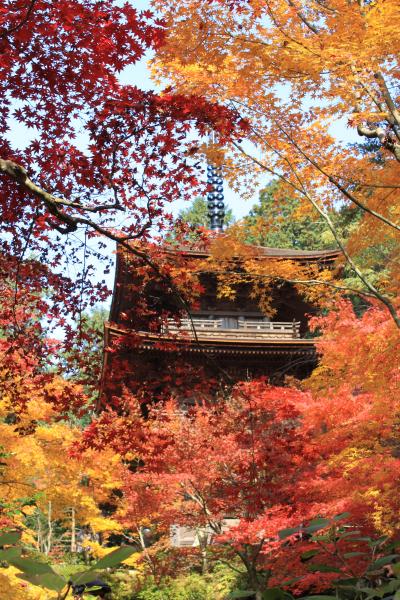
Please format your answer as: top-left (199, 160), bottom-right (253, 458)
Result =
top-left (177, 196), bottom-right (234, 237)
top-left (242, 181), bottom-right (355, 251)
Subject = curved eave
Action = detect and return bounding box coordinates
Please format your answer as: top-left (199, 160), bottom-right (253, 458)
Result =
top-left (165, 247), bottom-right (342, 262)
top-left (105, 324), bottom-right (317, 355)
top-left (117, 240), bottom-right (342, 262)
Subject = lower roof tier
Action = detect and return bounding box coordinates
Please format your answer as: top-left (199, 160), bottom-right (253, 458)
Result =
top-left (105, 324), bottom-right (317, 357)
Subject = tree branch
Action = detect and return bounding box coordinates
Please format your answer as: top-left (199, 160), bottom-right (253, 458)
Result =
top-left (1, 0), bottom-right (37, 38)
top-left (374, 72), bottom-right (400, 132)
top-left (198, 269), bottom-right (377, 299)
top-left (286, 0), bottom-right (319, 34)
top-left (357, 124), bottom-right (400, 162)
top-left (232, 141), bottom-right (400, 328)
top-left (230, 98), bottom-right (400, 229)
top-left (274, 125), bottom-right (400, 232)
top-left (0, 158), bottom-right (235, 393)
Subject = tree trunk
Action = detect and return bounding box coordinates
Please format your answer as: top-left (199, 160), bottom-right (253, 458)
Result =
top-left (138, 526), bottom-right (157, 579)
top-left (44, 501), bottom-right (52, 555)
top-left (36, 512), bottom-right (42, 552)
top-left (247, 564), bottom-right (263, 600)
top-left (197, 530), bottom-right (209, 574)
top-left (201, 546), bottom-right (208, 575)
top-left (70, 507), bottom-right (77, 553)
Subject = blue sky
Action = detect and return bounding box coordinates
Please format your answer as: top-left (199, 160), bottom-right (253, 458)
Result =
top-left (118, 55), bottom-right (257, 220)
top-left (8, 78), bottom-right (255, 227)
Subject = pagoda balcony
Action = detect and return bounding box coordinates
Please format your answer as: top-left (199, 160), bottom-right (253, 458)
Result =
top-left (162, 318), bottom-right (301, 340)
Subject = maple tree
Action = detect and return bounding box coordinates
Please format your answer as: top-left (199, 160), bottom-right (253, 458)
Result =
top-left (80, 298), bottom-right (399, 596)
top-left (90, 374), bottom-right (400, 598)
top-left (89, 380), bottom-right (310, 597)
top-left (0, 12), bottom-right (252, 543)
top-left (0, 0), bottom-right (248, 373)
top-left (300, 300), bottom-right (400, 535)
top-left (0, 366), bottom-right (128, 597)
top-left (0, 383), bottom-right (123, 547)
top-left (202, 229), bottom-right (339, 318)
top-left (240, 181), bottom-right (391, 313)
top-left (152, 0), bottom-right (400, 325)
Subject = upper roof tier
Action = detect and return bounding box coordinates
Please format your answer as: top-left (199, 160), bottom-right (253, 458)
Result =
top-left (160, 242), bottom-right (341, 262)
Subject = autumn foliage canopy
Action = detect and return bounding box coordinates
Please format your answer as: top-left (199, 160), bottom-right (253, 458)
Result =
top-left (0, 0), bottom-right (399, 598)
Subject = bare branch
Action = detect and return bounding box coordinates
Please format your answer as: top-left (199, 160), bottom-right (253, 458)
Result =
top-left (0, 158), bottom-right (235, 390)
top-left (374, 71), bottom-right (400, 131)
top-left (357, 124), bottom-right (400, 161)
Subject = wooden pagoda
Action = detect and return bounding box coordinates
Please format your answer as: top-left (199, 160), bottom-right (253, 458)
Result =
top-left (100, 157), bottom-right (341, 403)
top-left (100, 242), bottom-right (340, 405)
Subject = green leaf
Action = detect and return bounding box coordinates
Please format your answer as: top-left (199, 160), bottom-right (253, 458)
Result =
top-left (367, 555), bottom-right (399, 571)
top-left (262, 587), bottom-right (286, 600)
top-left (17, 572), bottom-right (66, 592)
top-left (228, 592), bottom-right (256, 599)
top-left (304, 518), bottom-right (331, 534)
top-left (92, 545), bottom-right (135, 569)
top-left (299, 596), bottom-right (338, 600)
top-left (337, 531), bottom-right (361, 539)
top-left (343, 552), bottom-right (366, 558)
top-left (333, 513), bottom-right (351, 522)
top-left (280, 578), bottom-right (302, 586)
top-left (8, 556), bottom-right (55, 575)
top-left (364, 580), bottom-right (400, 599)
top-left (0, 531), bottom-right (21, 546)
top-left (278, 526), bottom-right (302, 540)
top-left (368, 536), bottom-right (389, 548)
top-left (393, 589), bottom-right (400, 600)
top-left (0, 546), bottom-right (22, 561)
top-left (308, 564), bottom-right (342, 573)
top-left (309, 518), bottom-right (331, 526)
top-left (386, 541), bottom-right (400, 552)
top-left (392, 563), bottom-right (400, 576)
top-left (301, 550), bottom-right (320, 561)
top-left (72, 570), bottom-right (101, 585)
top-left (332, 578), bottom-right (360, 588)
top-left (355, 588), bottom-right (376, 596)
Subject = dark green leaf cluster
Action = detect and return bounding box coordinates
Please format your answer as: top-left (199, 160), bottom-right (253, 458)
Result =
top-left (0, 529), bottom-right (135, 598)
top-left (242, 181), bottom-right (356, 251)
top-left (174, 196), bottom-right (235, 240)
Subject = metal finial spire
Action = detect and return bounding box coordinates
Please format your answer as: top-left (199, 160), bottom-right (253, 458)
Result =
top-left (206, 131), bottom-right (225, 231)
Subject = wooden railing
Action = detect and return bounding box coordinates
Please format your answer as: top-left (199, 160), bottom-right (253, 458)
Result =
top-left (162, 318), bottom-right (301, 339)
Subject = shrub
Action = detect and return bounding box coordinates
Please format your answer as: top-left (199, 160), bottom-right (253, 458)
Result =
top-left (135, 563), bottom-right (242, 600)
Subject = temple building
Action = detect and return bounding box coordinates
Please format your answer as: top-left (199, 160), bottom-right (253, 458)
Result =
top-left (100, 164), bottom-right (340, 405)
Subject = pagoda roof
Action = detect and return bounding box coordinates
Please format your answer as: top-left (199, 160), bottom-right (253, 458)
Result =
top-left (110, 240), bottom-right (341, 330)
top-left (165, 243), bottom-right (341, 261)
top-left (105, 324), bottom-right (317, 357)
